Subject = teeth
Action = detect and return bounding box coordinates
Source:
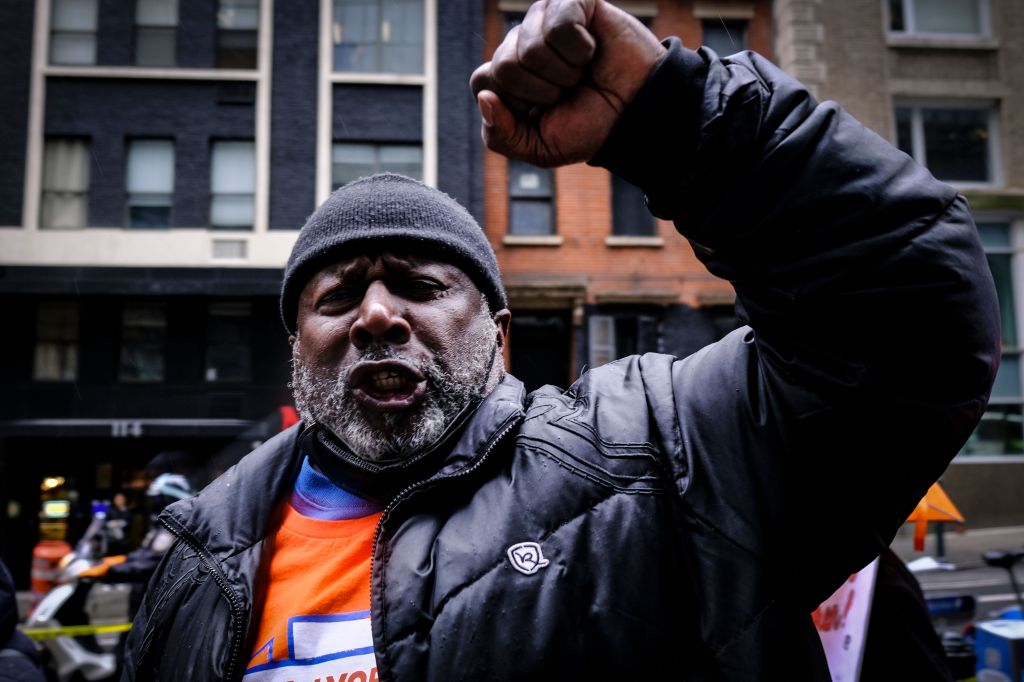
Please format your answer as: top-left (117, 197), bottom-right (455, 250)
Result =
top-left (371, 370), bottom-right (406, 391)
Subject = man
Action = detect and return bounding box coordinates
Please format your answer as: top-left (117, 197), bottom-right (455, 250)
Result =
top-left (123, 1), bottom-right (999, 680)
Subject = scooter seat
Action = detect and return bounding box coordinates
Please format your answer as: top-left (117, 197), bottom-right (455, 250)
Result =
top-left (982, 549), bottom-right (1024, 570)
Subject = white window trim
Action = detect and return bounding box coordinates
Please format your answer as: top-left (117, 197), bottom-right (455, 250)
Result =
top-left (886, 0), bottom-right (991, 40)
top-left (42, 65), bottom-right (260, 80)
top-left (895, 98), bottom-right (1002, 190)
top-left (317, 0), bottom-right (435, 203)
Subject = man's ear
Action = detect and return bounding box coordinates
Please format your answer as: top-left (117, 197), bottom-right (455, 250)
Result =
top-left (493, 309), bottom-right (511, 347)
top-left (288, 334), bottom-right (297, 347)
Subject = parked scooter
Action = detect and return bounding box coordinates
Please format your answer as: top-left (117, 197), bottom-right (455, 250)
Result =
top-left (24, 502), bottom-right (118, 681)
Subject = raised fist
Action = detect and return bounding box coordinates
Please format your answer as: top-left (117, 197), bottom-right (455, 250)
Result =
top-left (470, 0), bottom-right (665, 167)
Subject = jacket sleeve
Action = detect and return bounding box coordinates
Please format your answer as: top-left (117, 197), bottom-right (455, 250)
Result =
top-left (592, 41), bottom-right (1000, 610)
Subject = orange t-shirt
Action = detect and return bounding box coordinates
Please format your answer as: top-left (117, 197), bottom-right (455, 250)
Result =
top-left (243, 504), bottom-right (382, 682)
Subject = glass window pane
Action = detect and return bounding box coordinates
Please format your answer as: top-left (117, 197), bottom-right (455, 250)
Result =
top-left (34, 303), bottom-right (79, 381)
top-left (43, 138), bottom-right (90, 192)
top-left (509, 160), bottom-right (553, 198)
top-left (889, 0), bottom-right (906, 31)
top-left (921, 107), bottom-right (990, 182)
top-left (218, 0), bottom-right (260, 29)
top-left (332, 143), bottom-right (422, 189)
top-left (52, 0), bottom-right (98, 31)
top-left (211, 141), bottom-right (255, 193)
top-left (127, 140), bottom-right (175, 193)
top-left (701, 19), bottom-right (748, 57)
top-left (333, 0), bottom-right (423, 74)
top-left (509, 200), bottom-right (554, 236)
top-left (119, 305), bottom-right (166, 382)
top-left (42, 138), bottom-right (90, 229)
top-left (612, 174), bottom-right (656, 236)
top-left (992, 353), bottom-right (1021, 399)
top-left (50, 33), bottom-right (97, 65)
top-left (135, 27), bottom-right (176, 66)
top-left (377, 144), bottom-right (422, 179)
top-left (128, 204), bottom-right (171, 229)
top-left (41, 193), bottom-right (88, 229)
top-left (211, 196), bottom-right (254, 228)
top-left (913, 0), bottom-right (982, 34)
top-left (961, 405), bottom-right (1024, 455)
top-left (216, 29), bottom-right (258, 68)
top-left (136, 0), bottom-right (178, 25)
top-left (978, 222), bottom-right (1012, 249)
top-left (895, 107), bottom-right (913, 156)
top-left (987, 253), bottom-right (1018, 347)
top-left (380, 0), bottom-right (423, 73)
top-left (205, 302), bottom-right (252, 382)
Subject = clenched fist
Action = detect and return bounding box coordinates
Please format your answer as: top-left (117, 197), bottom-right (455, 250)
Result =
top-left (470, 0), bottom-right (665, 167)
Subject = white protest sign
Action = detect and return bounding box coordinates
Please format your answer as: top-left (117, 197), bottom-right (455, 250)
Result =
top-left (812, 557), bottom-right (880, 682)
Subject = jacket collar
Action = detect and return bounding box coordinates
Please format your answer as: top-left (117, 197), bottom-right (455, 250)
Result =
top-left (162, 375), bottom-right (526, 560)
top-left (307, 374), bottom-right (527, 503)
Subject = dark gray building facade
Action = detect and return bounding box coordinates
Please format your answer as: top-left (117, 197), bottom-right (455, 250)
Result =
top-left (0, 0), bottom-right (484, 585)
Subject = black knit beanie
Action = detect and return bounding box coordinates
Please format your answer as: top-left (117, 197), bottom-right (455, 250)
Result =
top-left (281, 173), bottom-right (507, 334)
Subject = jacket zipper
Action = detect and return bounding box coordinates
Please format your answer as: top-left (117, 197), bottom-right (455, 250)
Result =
top-left (159, 514), bottom-right (248, 682)
top-left (367, 410), bottom-right (523, 681)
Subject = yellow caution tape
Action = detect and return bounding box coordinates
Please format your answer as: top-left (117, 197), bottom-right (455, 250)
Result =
top-left (20, 623), bottom-right (132, 640)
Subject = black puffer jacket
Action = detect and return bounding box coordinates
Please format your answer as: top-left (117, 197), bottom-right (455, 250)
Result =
top-left (123, 41), bottom-right (999, 681)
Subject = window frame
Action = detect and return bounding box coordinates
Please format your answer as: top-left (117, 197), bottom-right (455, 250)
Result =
top-left (33, 301), bottom-right (80, 382)
top-left (957, 215), bottom-right (1024, 459)
top-left (118, 303), bottom-right (168, 383)
top-left (216, 0), bottom-right (260, 68)
top-left (40, 136), bottom-right (91, 230)
top-left (894, 99), bottom-right (1002, 189)
top-left (125, 138), bottom-right (175, 229)
top-left (210, 139), bottom-right (256, 230)
top-left (330, 141), bottom-right (424, 190)
top-left (610, 174), bottom-right (657, 238)
top-left (204, 301), bottom-right (253, 382)
top-left (331, 0), bottom-right (426, 76)
top-left (134, 0), bottom-right (179, 66)
top-left (886, 0), bottom-right (991, 39)
top-left (507, 159), bottom-right (556, 237)
top-left (49, 0), bottom-right (99, 65)
top-left (699, 17), bottom-right (749, 57)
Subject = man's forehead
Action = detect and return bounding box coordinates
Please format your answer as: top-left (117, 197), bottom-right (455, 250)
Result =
top-left (311, 250), bottom-right (470, 281)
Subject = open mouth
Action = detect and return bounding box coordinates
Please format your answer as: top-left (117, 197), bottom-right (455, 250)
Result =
top-left (349, 360), bottom-right (427, 410)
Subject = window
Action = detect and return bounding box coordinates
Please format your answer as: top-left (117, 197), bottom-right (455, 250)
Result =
top-left (331, 142), bottom-right (422, 190)
top-left (888, 0), bottom-right (988, 36)
top-left (508, 160), bottom-right (554, 236)
top-left (588, 313), bottom-right (659, 367)
top-left (333, 0), bottom-right (424, 74)
top-left (33, 302), bottom-right (79, 381)
top-left (126, 139), bottom-right (174, 228)
top-left (119, 304), bottom-right (167, 382)
top-left (210, 141), bottom-right (255, 229)
top-left (135, 0), bottom-right (178, 66)
top-left (205, 302), bottom-right (252, 382)
top-left (41, 138), bottom-right (90, 229)
top-left (50, 0), bottom-right (98, 64)
top-left (700, 18), bottom-right (748, 56)
top-left (895, 103), bottom-right (998, 184)
top-left (611, 175), bottom-right (656, 237)
top-left (217, 0), bottom-right (259, 68)
top-left (962, 222), bottom-right (1023, 455)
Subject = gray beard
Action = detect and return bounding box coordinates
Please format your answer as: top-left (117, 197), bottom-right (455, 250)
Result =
top-left (290, 303), bottom-right (503, 462)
